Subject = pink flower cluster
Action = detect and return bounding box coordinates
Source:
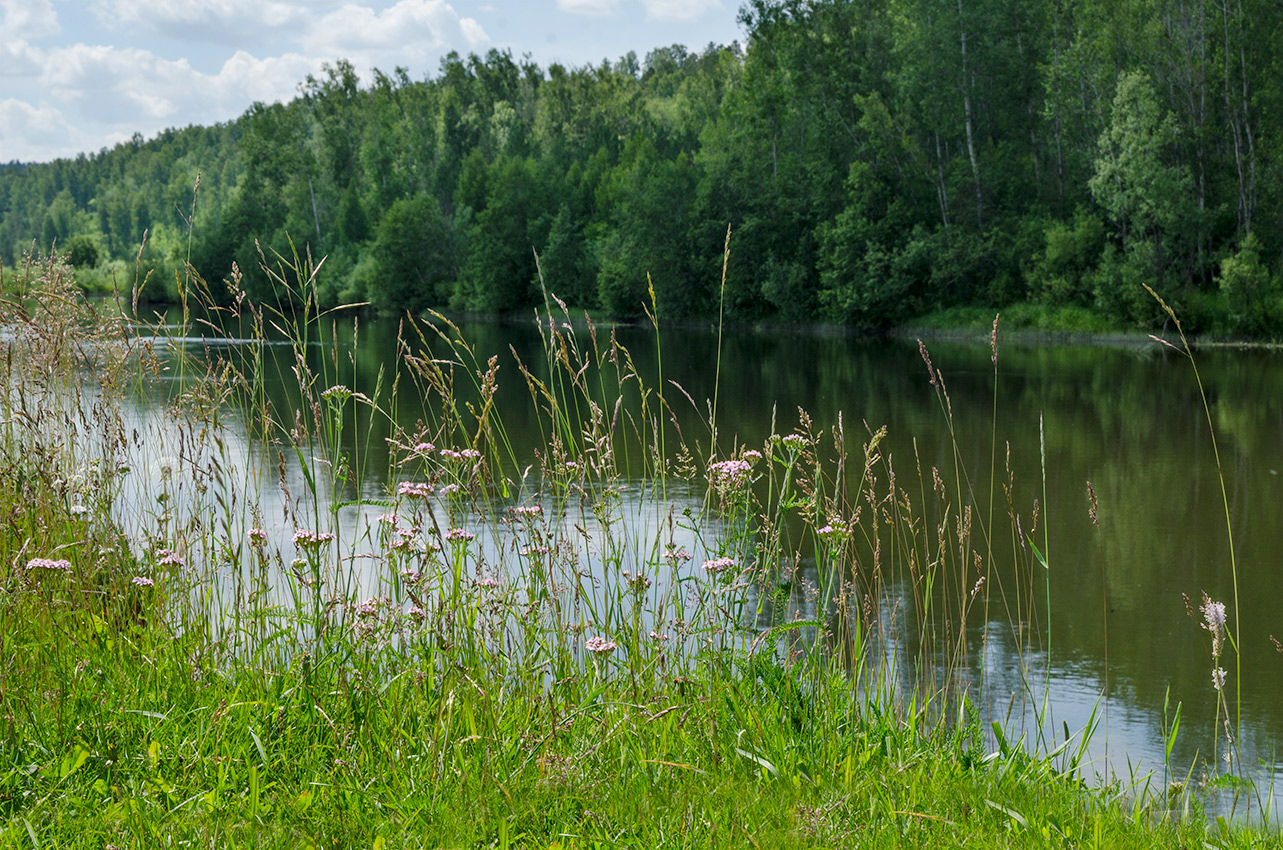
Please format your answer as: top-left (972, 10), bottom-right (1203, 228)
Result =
top-left (708, 459), bottom-right (752, 489)
top-left (444, 527), bottom-right (475, 542)
top-left (26, 558), bottom-right (71, 571)
top-left (155, 549), bottom-right (185, 567)
top-left (585, 636), bottom-right (617, 655)
top-left (397, 481), bottom-right (432, 498)
top-left (702, 557), bottom-right (736, 574)
top-left (293, 529), bottom-right (335, 549)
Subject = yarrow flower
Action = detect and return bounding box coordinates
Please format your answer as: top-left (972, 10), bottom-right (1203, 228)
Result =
top-left (664, 546), bottom-right (693, 564)
top-left (26, 557), bottom-right (71, 571)
top-left (585, 636), bottom-right (617, 655)
top-left (703, 557), bottom-right (736, 574)
top-left (155, 548), bottom-right (185, 567)
top-left (708, 458), bottom-right (752, 490)
top-left (397, 481), bottom-right (432, 498)
top-left (293, 529), bottom-right (335, 549)
top-left (444, 527), bottom-right (475, 542)
top-left (131, 576), bottom-right (154, 587)
top-left (320, 384), bottom-right (352, 403)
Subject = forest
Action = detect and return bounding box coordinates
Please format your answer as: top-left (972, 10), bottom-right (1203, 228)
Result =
top-left (1, 0), bottom-right (1281, 334)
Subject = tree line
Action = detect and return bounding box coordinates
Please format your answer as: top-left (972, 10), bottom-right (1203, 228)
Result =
top-left (2, 0), bottom-right (1282, 334)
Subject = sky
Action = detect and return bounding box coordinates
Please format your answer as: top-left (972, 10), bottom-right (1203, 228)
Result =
top-left (1, 0), bottom-right (746, 164)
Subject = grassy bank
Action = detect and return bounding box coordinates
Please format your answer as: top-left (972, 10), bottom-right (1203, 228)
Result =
top-left (0, 252), bottom-right (1274, 847)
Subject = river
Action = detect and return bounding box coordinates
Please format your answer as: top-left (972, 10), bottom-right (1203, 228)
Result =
top-left (132, 307), bottom-right (1283, 817)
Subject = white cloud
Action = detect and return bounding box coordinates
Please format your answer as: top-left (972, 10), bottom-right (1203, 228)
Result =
top-left (89, 0), bottom-right (311, 46)
top-left (1, 0), bottom-right (59, 39)
top-left (0, 40), bottom-right (44, 75)
top-left (639, 0), bottom-right (721, 22)
top-left (35, 42), bottom-right (317, 132)
top-left (0, 99), bottom-right (76, 160)
top-left (556, 0), bottom-right (620, 16)
top-left (307, 0), bottom-right (488, 66)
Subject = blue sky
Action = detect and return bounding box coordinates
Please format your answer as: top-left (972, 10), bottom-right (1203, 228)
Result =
top-left (1, 0), bottom-right (745, 164)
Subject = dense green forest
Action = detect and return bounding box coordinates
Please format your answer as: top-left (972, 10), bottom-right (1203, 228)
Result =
top-left (3, 0), bottom-right (1282, 333)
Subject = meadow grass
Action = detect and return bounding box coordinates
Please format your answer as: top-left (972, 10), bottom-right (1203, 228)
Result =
top-left (0, 249), bottom-right (1275, 847)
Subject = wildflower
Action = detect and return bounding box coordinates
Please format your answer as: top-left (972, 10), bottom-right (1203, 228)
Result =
top-left (69, 504), bottom-right (87, 516)
top-left (649, 631), bottom-right (669, 642)
top-left (585, 636), bottom-right (617, 655)
top-left (1212, 667), bottom-right (1227, 691)
top-left (374, 513), bottom-right (398, 526)
top-left (131, 576), bottom-right (154, 587)
top-left (248, 527), bottom-right (267, 544)
top-left (293, 529), bottom-right (335, 549)
top-left (1202, 598), bottom-right (1227, 632)
top-left (444, 527), bottom-right (475, 542)
top-left (321, 384), bottom-right (352, 402)
top-left (459, 448), bottom-right (481, 460)
top-left (440, 483), bottom-right (461, 497)
top-left (356, 597), bottom-right (379, 618)
top-left (703, 557), bottom-right (736, 574)
top-left (782, 433), bottom-right (807, 451)
top-left (1202, 595), bottom-right (1228, 657)
top-left (26, 558), bottom-right (71, 571)
top-left (408, 605), bottom-right (426, 622)
top-left (155, 548), bottom-right (185, 567)
top-left (476, 576), bottom-right (500, 588)
top-left (511, 505), bottom-right (543, 517)
top-left (708, 459), bottom-right (752, 490)
top-left (397, 481), bottom-right (432, 498)
top-left (816, 525), bottom-right (836, 538)
top-left (621, 569), bottom-right (652, 592)
top-left (664, 546), bottom-right (693, 564)
top-left (413, 442), bottom-right (436, 454)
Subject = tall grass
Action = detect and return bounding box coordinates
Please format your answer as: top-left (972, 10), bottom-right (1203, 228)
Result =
top-left (0, 247), bottom-right (1272, 846)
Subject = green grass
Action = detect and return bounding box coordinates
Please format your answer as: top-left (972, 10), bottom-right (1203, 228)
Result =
top-left (0, 250), bottom-right (1276, 847)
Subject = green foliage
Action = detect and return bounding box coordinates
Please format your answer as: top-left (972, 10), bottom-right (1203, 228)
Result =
top-left (1219, 233), bottom-right (1278, 335)
top-left (1032, 210), bottom-right (1106, 305)
top-left (63, 233), bottom-right (100, 269)
top-left (368, 194), bottom-right (457, 313)
top-left (3, 2), bottom-right (1283, 333)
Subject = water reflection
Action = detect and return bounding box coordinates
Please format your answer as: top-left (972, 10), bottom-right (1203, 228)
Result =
top-left (130, 312), bottom-right (1283, 816)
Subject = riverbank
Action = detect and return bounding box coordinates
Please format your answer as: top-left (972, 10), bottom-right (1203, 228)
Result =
top-left (1, 255), bottom-right (1276, 846)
